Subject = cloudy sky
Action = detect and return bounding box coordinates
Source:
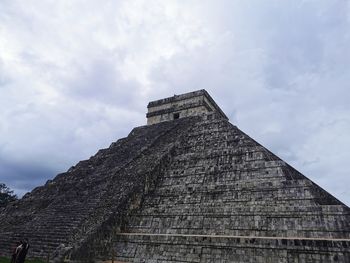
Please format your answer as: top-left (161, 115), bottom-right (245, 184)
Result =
top-left (0, 0), bottom-right (349, 205)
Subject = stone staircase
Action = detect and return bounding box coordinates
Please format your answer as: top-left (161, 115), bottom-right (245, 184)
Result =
top-left (1, 113), bottom-right (349, 262)
top-left (0, 117), bottom-right (200, 260)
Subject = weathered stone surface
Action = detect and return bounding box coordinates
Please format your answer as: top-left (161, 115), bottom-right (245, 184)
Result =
top-left (146, 90), bottom-right (228, 125)
top-left (0, 90), bottom-right (349, 262)
top-left (113, 114), bottom-right (350, 263)
top-left (115, 234), bottom-right (350, 263)
top-left (0, 117), bottom-right (201, 260)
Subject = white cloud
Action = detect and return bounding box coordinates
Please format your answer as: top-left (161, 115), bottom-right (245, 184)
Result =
top-left (0, 0), bottom-right (349, 206)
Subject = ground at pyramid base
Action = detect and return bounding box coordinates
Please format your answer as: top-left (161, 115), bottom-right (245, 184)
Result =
top-left (0, 90), bottom-right (349, 263)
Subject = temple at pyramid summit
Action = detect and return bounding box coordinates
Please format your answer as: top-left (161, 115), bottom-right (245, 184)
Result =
top-left (0, 90), bottom-right (349, 262)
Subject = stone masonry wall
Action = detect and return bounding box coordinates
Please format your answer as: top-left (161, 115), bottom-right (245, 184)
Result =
top-left (0, 117), bottom-right (200, 260)
top-left (113, 114), bottom-right (350, 262)
top-left (0, 110), bottom-right (349, 262)
top-left (146, 90), bottom-right (228, 125)
top-left (115, 234), bottom-right (350, 263)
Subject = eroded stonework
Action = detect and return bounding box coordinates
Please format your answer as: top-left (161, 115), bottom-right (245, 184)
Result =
top-left (0, 90), bottom-right (349, 262)
top-left (115, 114), bottom-right (350, 262)
top-left (146, 90), bottom-right (228, 125)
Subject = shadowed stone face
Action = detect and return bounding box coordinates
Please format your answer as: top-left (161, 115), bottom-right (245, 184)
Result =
top-left (0, 90), bottom-right (349, 262)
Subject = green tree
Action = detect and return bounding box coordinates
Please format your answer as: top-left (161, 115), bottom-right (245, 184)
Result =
top-left (0, 183), bottom-right (18, 207)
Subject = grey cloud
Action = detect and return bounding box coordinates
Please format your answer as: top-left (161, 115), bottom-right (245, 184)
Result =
top-left (0, 0), bottom-right (349, 206)
top-left (0, 155), bottom-right (56, 195)
top-left (64, 58), bottom-right (142, 108)
top-left (146, 0), bottom-right (350, 205)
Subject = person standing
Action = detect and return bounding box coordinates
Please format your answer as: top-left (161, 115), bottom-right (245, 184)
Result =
top-left (10, 241), bottom-right (21, 263)
top-left (16, 239), bottom-right (29, 263)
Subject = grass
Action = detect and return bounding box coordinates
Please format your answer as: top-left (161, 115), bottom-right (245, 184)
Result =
top-left (0, 256), bottom-right (45, 263)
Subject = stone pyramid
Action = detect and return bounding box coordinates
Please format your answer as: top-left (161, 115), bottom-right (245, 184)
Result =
top-left (0, 90), bottom-right (349, 262)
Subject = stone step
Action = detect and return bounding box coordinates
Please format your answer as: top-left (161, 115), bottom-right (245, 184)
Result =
top-left (113, 233), bottom-right (350, 263)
